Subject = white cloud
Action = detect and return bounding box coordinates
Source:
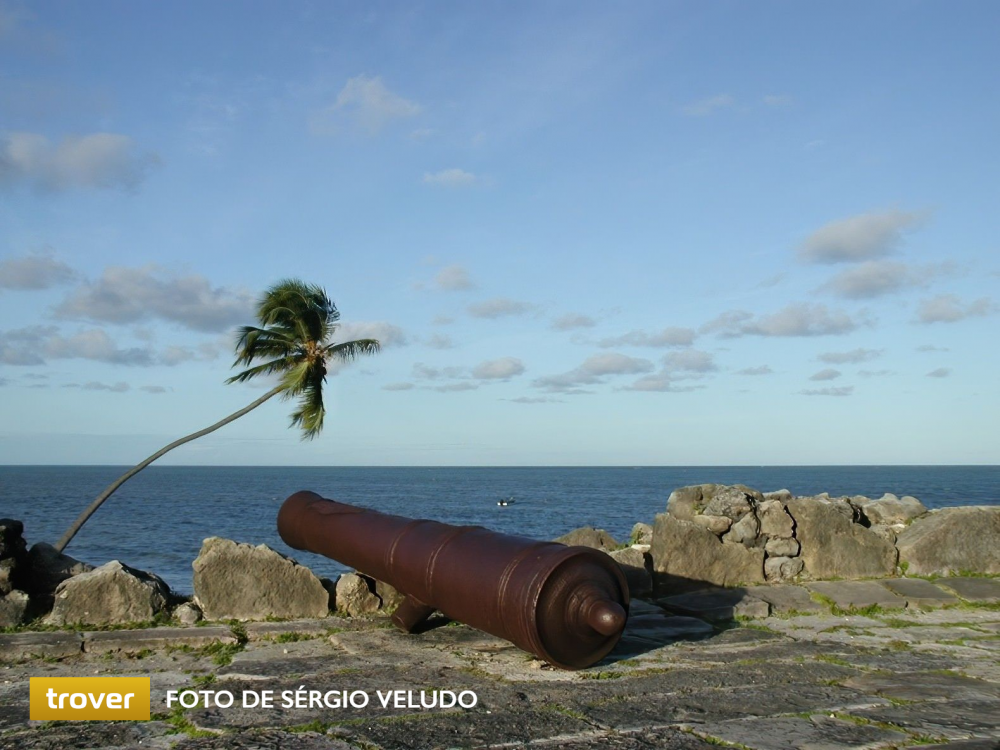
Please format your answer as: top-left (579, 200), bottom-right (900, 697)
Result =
top-left (818, 260), bottom-right (952, 299)
top-left (467, 297), bottom-right (534, 319)
top-left (80, 381), bottom-right (130, 393)
top-left (424, 333), bottom-right (455, 350)
top-left (680, 94), bottom-right (734, 116)
top-left (432, 382), bottom-right (478, 393)
top-left (763, 94), bottom-right (794, 106)
top-left (736, 365), bottom-right (774, 376)
top-left (916, 344), bottom-right (949, 353)
top-left (432, 315), bottom-right (454, 326)
top-left (433, 264), bottom-right (475, 291)
top-left (798, 209), bottom-right (926, 264)
top-left (472, 357), bottom-right (525, 381)
top-left (309, 74), bottom-right (420, 135)
top-left (0, 249), bottom-right (77, 289)
top-left (412, 363), bottom-right (464, 381)
top-left (534, 352), bottom-right (653, 394)
top-left (800, 386), bottom-right (854, 397)
top-left (809, 368), bottom-right (841, 381)
top-left (336, 321), bottom-right (407, 348)
top-left (818, 348), bottom-right (883, 365)
top-left (926, 367), bottom-right (952, 378)
top-left (506, 396), bottom-right (561, 404)
top-left (423, 168), bottom-right (479, 187)
top-left (55, 265), bottom-right (254, 333)
top-left (916, 294), bottom-right (994, 324)
top-left (662, 349), bottom-right (716, 374)
top-left (598, 327), bottom-right (696, 348)
top-left (140, 385), bottom-right (168, 394)
top-left (858, 369), bottom-right (894, 378)
top-left (704, 303), bottom-right (860, 338)
top-left (622, 373), bottom-right (704, 393)
top-left (0, 132), bottom-right (158, 192)
top-left (551, 313), bottom-right (596, 331)
top-left (382, 382), bottom-right (415, 391)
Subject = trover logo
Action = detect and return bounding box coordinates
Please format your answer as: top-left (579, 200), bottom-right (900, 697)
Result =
top-left (30, 677), bottom-right (150, 721)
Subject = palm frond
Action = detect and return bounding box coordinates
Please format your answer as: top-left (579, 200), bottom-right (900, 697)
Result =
top-left (288, 369), bottom-right (326, 440)
top-left (325, 338), bottom-right (381, 361)
top-left (225, 356), bottom-right (298, 385)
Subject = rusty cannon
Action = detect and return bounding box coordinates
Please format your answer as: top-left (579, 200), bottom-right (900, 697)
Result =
top-left (277, 491), bottom-right (629, 669)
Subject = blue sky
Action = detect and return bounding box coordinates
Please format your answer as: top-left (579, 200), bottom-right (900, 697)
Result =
top-left (1, 1), bottom-right (997, 465)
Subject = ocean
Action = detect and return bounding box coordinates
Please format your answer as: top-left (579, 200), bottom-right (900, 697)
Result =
top-left (1, 465), bottom-right (997, 593)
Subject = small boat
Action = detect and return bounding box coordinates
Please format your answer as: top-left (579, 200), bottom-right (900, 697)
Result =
top-left (497, 497), bottom-right (516, 507)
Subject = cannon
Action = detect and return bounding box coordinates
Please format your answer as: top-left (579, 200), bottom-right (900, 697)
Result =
top-left (277, 491), bottom-right (629, 669)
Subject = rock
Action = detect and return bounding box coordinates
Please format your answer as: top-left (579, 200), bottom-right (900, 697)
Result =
top-left (554, 526), bottom-right (619, 552)
top-left (868, 524), bottom-right (897, 545)
top-left (46, 561), bottom-right (169, 626)
top-left (934, 577), bottom-right (1000, 603)
top-left (374, 579), bottom-right (406, 612)
top-left (174, 601), bottom-right (202, 626)
top-left (758, 500), bottom-right (795, 538)
top-left (692, 514), bottom-right (732, 535)
top-left (702, 485), bottom-right (761, 520)
top-left (785, 497), bottom-right (897, 580)
top-left (765, 537), bottom-right (800, 557)
top-left (25, 542), bottom-right (94, 597)
top-left (0, 590), bottom-right (29, 628)
top-left (192, 537), bottom-right (330, 621)
top-left (896, 507), bottom-right (1000, 576)
top-left (666, 484), bottom-right (714, 520)
top-left (721, 512), bottom-right (760, 546)
top-left (764, 556), bottom-right (804, 582)
top-left (650, 513), bottom-right (765, 589)
top-left (878, 578), bottom-right (959, 608)
top-left (609, 547), bottom-right (652, 598)
top-left (0, 519), bottom-right (26, 561)
top-left (335, 573), bottom-right (382, 616)
top-left (0, 558), bottom-right (16, 595)
top-left (857, 493), bottom-right (927, 526)
top-left (763, 489), bottom-right (793, 502)
top-left (744, 584), bottom-right (824, 614)
top-left (629, 522), bottom-right (653, 545)
top-left (807, 580), bottom-right (906, 611)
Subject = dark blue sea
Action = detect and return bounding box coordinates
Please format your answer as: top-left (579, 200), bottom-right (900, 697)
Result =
top-left (1, 466), bottom-right (997, 593)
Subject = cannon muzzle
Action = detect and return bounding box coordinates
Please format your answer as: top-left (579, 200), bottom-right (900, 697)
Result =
top-left (277, 491), bottom-right (629, 669)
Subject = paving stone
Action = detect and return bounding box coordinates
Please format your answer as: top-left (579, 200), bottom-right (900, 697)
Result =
top-left (910, 741), bottom-right (1000, 750)
top-left (685, 715), bottom-right (908, 750)
top-left (83, 625), bottom-right (237, 654)
top-left (659, 587), bottom-right (770, 621)
top-left (806, 580), bottom-right (906, 611)
top-left (543, 727), bottom-right (720, 749)
top-left (744, 584), bottom-right (825, 614)
top-left (0, 631), bottom-right (82, 660)
top-left (879, 577), bottom-right (961, 607)
top-left (935, 577), bottom-right (1000, 602)
top-left (852, 698), bottom-right (1000, 740)
top-left (171, 729), bottom-right (354, 749)
top-left (843, 670), bottom-right (1000, 702)
top-left (243, 617), bottom-right (346, 642)
top-left (622, 613), bottom-right (715, 643)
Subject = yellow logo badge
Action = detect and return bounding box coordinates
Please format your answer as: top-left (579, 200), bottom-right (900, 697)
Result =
top-left (30, 677), bottom-right (150, 721)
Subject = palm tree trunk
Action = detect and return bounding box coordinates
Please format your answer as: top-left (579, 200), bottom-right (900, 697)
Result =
top-left (54, 384), bottom-right (286, 553)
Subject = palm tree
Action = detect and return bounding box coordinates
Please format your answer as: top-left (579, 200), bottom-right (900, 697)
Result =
top-left (53, 279), bottom-right (380, 553)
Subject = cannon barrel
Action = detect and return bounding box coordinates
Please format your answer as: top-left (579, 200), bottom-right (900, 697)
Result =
top-left (277, 491), bottom-right (629, 669)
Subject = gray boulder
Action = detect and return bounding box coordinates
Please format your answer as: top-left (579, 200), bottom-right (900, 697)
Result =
top-left (758, 500), bottom-right (795, 538)
top-left (46, 561), bottom-right (169, 626)
top-left (856, 493), bottom-right (927, 526)
top-left (374, 579), bottom-right (406, 612)
top-left (0, 590), bottom-right (29, 628)
top-left (25, 542), bottom-right (94, 598)
top-left (764, 556), bottom-right (804, 582)
top-left (692, 514), bottom-right (731, 535)
top-left (722, 512), bottom-right (761, 546)
top-left (629, 522), bottom-right (653, 546)
top-left (0, 558), bottom-right (16, 596)
top-left (174, 602), bottom-right (202, 626)
top-left (666, 484), bottom-right (715, 520)
top-left (335, 573), bottom-right (382, 616)
top-left (896, 507), bottom-right (1000, 576)
top-left (555, 527), bottom-right (619, 552)
top-left (763, 489), bottom-right (793, 503)
top-left (765, 537), bottom-right (800, 557)
top-left (192, 537), bottom-right (329, 621)
top-left (609, 547), bottom-right (652, 598)
top-left (702, 485), bottom-right (761, 520)
top-left (785, 497), bottom-right (896, 580)
top-left (650, 513), bottom-right (765, 588)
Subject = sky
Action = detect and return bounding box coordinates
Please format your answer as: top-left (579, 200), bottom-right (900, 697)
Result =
top-left (0, 1), bottom-right (998, 466)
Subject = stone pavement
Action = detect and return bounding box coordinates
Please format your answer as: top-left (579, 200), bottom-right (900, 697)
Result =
top-left (1, 577), bottom-right (999, 749)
